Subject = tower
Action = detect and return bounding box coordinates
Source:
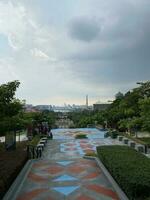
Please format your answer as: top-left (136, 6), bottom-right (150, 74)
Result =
top-left (86, 95), bottom-right (88, 108)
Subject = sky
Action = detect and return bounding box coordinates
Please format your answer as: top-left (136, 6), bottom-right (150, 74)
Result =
top-left (0, 0), bottom-right (150, 105)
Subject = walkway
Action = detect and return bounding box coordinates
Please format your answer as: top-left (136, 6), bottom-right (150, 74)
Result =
top-left (15, 129), bottom-right (121, 200)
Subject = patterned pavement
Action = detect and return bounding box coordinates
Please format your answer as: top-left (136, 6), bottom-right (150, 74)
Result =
top-left (16, 159), bottom-right (119, 200)
top-left (15, 129), bottom-right (121, 200)
top-left (52, 128), bottom-right (106, 140)
top-left (60, 138), bottom-right (120, 156)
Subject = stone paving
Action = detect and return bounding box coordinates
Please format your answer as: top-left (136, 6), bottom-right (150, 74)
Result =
top-left (15, 128), bottom-right (121, 200)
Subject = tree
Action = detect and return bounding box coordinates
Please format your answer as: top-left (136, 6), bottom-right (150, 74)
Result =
top-left (139, 98), bottom-right (150, 132)
top-left (0, 81), bottom-right (23, 135)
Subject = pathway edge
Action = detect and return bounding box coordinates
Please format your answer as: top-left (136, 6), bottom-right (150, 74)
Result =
top-left (3, 159), bottom-right (33, 200)
top-left (84, 156), bottom-right (129, 200)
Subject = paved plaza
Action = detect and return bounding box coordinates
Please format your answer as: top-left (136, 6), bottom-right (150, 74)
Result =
top-left (15, 128), bottom-right (122, 200)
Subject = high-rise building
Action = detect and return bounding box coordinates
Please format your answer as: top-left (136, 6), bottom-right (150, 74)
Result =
top-left (86, 95), bottom-right (88, 108)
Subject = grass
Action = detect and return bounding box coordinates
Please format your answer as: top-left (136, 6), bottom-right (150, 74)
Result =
top-left (97, 145), bottom-right (150, 200)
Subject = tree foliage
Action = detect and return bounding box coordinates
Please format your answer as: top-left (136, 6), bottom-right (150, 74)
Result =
top-left (0, 81), bottom-right (23, 135)
top-left (68, 81), bottom-right (150, 133)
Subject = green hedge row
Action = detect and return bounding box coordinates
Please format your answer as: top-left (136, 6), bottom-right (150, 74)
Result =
top-left (97, 145), bottom-right (150, 200)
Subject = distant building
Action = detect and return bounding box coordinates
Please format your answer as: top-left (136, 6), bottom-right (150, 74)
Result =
top-left (35, 105), bottom-right (53, 111)
top-left (93, 103), bottom-right (110, 111)
top-left (24, 104), bottom-right (39, 113)
top-left (86, 95), bottom-right (88, 108)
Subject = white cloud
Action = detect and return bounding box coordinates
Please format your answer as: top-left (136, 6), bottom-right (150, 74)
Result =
top-left (30, 48), bottom-right (50, 60)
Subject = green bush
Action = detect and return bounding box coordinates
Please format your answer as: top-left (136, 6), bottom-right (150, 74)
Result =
top-left (104, 130), bottom-right (119, 139)
top-left (97, 145), bottom-right (150, 200)
top-left (27, 135), bottom-right (40, 146)
top-left (75, 134), bottom-right (87, 139)
top-left (139, 138), bottom-right (150, 147)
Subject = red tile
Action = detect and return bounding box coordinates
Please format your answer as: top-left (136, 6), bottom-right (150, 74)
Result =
top-left (86, 185), bottom-right (120, 200)
top-left (28, 172), bottom-right (47, 182)
top-left (80, 145), bottom-right (93, 149)
top-left (84, 172), bottom-right (100, 179)
top-left (16, 188), bottom-right (48, 200)
top-left (68, 165), bottom-right (85, 174)
top-left (46, 198), bottom-right (55, 200)
top-left (65, 148), bottom-right (78, 151)
top-left (77, 195), bottom-right (94, 200)
top-left (79, 141), bottom-right (89, 144)
top-left (45, 165), bottom-right (63, 174)
top-left (66, 143), bottom-right (76, 146)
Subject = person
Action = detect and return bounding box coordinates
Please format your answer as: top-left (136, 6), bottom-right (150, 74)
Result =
top-left (48, 128), bottom-right (53, 139)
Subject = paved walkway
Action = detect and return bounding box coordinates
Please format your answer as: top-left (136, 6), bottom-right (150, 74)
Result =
top-left (15, 129), bottom-right (121, 200)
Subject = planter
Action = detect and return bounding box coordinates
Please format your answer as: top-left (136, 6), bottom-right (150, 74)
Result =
top-left (129, 141), bottom-right (136, 148)
top-left (118, 136), bottom-right (123, 141)
top-left (136, 145), bottom-right (145, 153)
top-left (123, 138), bottom-right (129, 144)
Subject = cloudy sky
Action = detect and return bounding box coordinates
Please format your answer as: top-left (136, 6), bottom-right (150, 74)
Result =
top-left (0, 0), bottom-right (150, 105)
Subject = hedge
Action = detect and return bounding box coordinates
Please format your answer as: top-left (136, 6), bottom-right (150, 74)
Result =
top-left (97, 145), bottom-right (150, 200)
top-left (75, 134), bottom-right (87, 139)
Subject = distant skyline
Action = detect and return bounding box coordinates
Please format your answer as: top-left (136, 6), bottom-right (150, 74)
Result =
top-left (0, 0), bottom-right (150, 105)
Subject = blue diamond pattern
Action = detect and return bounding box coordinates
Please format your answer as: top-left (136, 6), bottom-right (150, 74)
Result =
top-left (52, 186), bottom-right (79, 196)
top-left (57, 161), bottom-right (74, 166)
top-left (53, 174), bottom-right (78, 182)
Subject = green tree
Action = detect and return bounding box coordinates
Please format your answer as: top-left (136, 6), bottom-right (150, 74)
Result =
top-left (139, 98), bottom-right (150, 132)
top-left (0, 80), bottom-right (23, 135)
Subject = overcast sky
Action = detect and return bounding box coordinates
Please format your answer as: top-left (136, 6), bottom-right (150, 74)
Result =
top-left (0, 0), bottom-right (150, 105)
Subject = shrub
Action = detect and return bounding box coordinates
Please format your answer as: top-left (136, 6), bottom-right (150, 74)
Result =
top-left (104, 130), bottom-right (119, 139)
top-left (75, 134), bottom-right (87, 139)
top-left (97, 145), bottom-right (150, 200)
top-left (139, 138), bottom-right (150, 148)
top-left (27, 135), bottom-right (40, 146)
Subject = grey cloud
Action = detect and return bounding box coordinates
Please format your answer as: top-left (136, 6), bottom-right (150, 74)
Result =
top-left (69, 17), bottom-right (101, 42)
top-left (66, 0), bottom-right (150, 87)
top-left (1, 0), bottom-right (150, 104)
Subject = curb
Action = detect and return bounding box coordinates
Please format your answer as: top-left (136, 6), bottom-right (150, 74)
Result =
top-left (3, 159), bottom-right (33, 200)
top-left (84, 156), bottom-right (129, 200)
top-left (95, 157), bottom-right (129, 200)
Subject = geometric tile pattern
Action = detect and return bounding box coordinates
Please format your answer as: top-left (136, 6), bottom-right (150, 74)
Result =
top-left (60, 139), bottom-right (116, 156)
top-left (15, 128), bottom-right (121, 200)
top-left (86, 184), bottom-right (120, 200)
top-left (52, 128), bottom-right (106, 140)
top-left (16, 188), bottom-right (49, 200)
top-left (53, 174), bottom-right (78, 181)
top-left (45, 165), bottom-right (63, 175)
top-left (16, 158), bottom-right (120, 200)
top-left (76, 195), bottom-right (95, 200)
top-left (56, 161), bottom-right (74, 166)
top-left (52, 186), bottom-right (80, 196)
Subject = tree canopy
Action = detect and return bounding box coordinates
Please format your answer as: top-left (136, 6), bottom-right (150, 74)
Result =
top-left (0, 81), bottom-right (23, 135)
